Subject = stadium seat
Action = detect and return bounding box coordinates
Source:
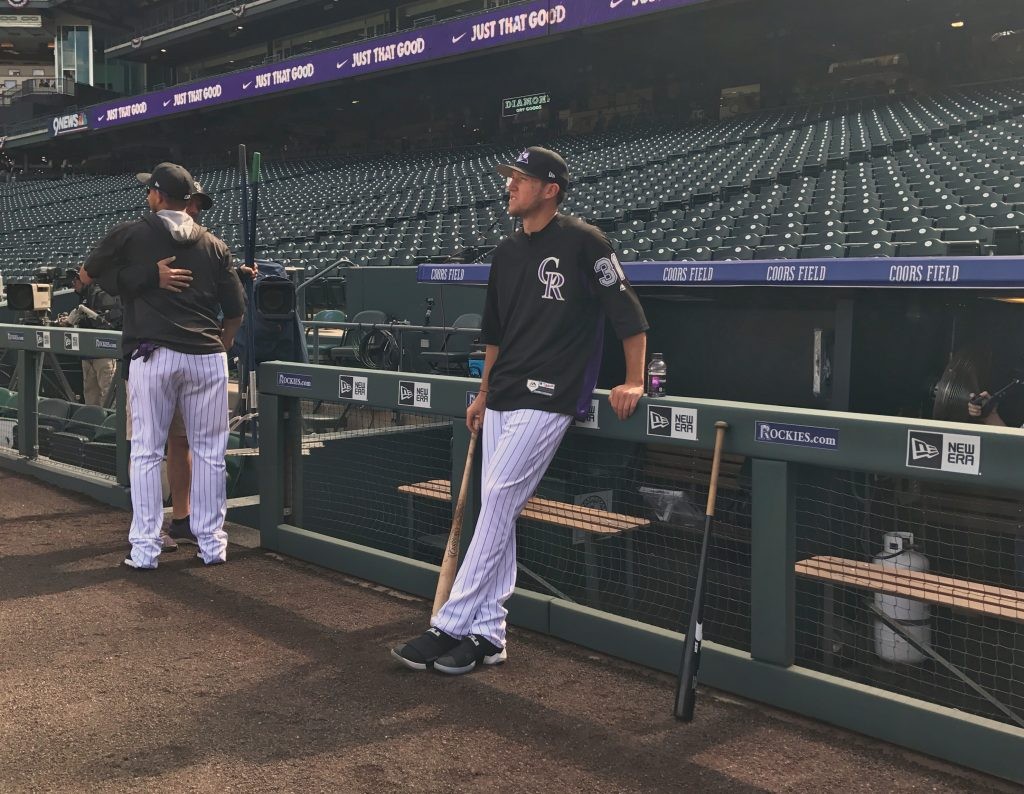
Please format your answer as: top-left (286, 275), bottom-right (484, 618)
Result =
top-left (306, 309), bottom-right (347, 363)
top-left (897, 239), bottom-right (948, 257)
top-left (49, 405), bottom-right (109, 468)
top-left (421, 313), bottom-right (481, 375)
top-left (329, 310), bottom-right (388, 365)
top-left (713, 246), bottom-right (755, 261)
top-left (756, 244), bottom-right (799, 260)
top-left (0, 388), bottom-right (14, 418)
top-left (799, 243), bottom-right (846, 259)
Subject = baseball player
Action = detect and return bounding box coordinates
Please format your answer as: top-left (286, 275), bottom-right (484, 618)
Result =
top-left (97, 182), bottom-right (217, 551)
top-left (393, 146), bottom-right (649, 674)
top-left (80, 162), bottom-right (244, 569)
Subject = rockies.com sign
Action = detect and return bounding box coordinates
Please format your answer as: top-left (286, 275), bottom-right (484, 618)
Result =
top-left (755, 421), bottom-right (839, 450)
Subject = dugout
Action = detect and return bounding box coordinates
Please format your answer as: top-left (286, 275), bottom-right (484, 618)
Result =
top-left (372, 257), bottom-right (1024, 422)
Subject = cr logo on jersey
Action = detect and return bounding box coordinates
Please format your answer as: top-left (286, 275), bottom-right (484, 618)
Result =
top-left (538, 256), bottom-right (565, 301)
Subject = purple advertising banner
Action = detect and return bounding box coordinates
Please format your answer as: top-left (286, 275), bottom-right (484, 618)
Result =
top-left (417, 257), bottom-right (1024, 288)
top-left (77, 0), bottom-right (708, 135)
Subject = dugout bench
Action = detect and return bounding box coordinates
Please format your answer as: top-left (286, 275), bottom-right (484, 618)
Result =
top-left (796, 554), bottom-right (1024, 727)
top-left (399, 477), bottom-right (649, 607)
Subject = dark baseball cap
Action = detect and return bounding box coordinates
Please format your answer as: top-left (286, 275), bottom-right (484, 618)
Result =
top-left (191, 181), bottom-right (213, 211)
top-left (136, 162), bottom-right (197, 201)
top-left (497, 146), bottom-right (569, 189)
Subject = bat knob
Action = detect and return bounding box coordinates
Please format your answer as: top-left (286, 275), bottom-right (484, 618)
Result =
top-left (714, 420), bottom-right (729, 430)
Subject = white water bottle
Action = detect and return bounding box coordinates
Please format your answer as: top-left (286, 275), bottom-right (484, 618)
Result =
top-left (647, 353), bottom-right (667, 397)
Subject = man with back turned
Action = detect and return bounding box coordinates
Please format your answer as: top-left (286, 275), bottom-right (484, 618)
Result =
top-left (79, 162), bottom-right (245, 569)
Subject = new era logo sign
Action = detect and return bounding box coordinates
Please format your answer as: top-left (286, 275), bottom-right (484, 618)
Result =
top-left (649, 408), bottom-right (671, 432)
top-left (399, 380), bottom-right (431, 408)
top-left (647, 405), bottom-right (698, 440)
top-left (338, 374), bottom-right (368, 401)
top-left (910, 437), bottom-right (940, 461)
top-left (906, 430), bottom-right (980, 475)
top-left (906, 431), bottom-right (944, 469)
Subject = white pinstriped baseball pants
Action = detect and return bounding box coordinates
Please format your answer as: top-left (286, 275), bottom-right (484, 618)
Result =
top-left (127, 348), bottom-right (229, 568)
top-left (432, 408), bottom-right (572, 647)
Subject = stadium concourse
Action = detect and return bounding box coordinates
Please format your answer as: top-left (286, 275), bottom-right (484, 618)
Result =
top-left (0, 470), bottom-right (1013, 794)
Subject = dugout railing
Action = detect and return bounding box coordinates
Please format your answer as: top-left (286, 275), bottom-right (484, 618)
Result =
top-left (257, 360), bottom-right (1024, 785)
top-left (0, 322), bottom-right (130, 507)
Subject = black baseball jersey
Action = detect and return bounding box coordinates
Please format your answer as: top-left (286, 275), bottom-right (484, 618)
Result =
top-left (481, 213), bottom-right (648, 419)
top-left (84, 214), bottom-right (244, 356)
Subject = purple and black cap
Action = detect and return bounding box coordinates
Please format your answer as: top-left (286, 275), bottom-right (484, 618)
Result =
top-left (497, 146), bottom-right (570, 189)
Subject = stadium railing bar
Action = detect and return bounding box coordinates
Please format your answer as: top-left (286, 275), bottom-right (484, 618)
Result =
top-left (257, 361), bottom-right (1024, 785)
top-left (0, 323), bottom-right (130, 508)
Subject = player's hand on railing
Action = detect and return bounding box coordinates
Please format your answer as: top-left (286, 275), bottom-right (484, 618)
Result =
top-left (156, 256), bottom-right (192, 293)
top-left (609, 382), bottom-right (644, 420)
top-left (238, 262), bottom-right (259, 279)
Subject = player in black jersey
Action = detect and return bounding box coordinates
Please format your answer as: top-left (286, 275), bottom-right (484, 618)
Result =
top-left (393, 146), bottom-right (649, 674)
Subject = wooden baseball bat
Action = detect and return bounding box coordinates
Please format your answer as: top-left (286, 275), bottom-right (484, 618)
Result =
top-left (432, 429), bottom-right (479, 617)
top-left (674, 420), bottom-right (729, 721)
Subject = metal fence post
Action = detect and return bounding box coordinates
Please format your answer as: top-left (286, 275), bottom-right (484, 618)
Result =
top-left (259, 392), bottom-right (286, 551)
top-left (16, 350), bottom-right (39, 459)
top-left (750, 458), bottom-right (795, 667)
top-left (285, 394), bottom-right (304, 529)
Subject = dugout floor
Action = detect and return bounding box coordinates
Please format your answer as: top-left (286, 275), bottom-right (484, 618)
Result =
top-left (0, 471), bottom-right (1012, 793)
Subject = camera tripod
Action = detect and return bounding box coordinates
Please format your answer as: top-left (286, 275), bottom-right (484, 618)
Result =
top-left (3, 345), bottom-right (78, 403)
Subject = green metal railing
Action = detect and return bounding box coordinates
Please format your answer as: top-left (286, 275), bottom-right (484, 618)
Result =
top-left (0, 323), bottom-right (129, 507)
top-left (3, 315), bottom-right (1021, 783)
top-left (257, 360), bottom-right (1024, 785)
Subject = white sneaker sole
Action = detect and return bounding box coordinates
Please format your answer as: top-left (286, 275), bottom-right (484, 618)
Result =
top-left (122, 558), bottom-right (156, 570)
top-left (390, 648), bottom-right (429, 671)
top-left (434, 648), bottom-right (507, 675)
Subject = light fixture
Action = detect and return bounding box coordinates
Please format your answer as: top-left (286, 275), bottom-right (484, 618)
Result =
top-left (237, 25), bottom-right (244, 30)
top-left (160, 47), bottom-right (167, 52)
top-left (950, 19), bottom-right (965, 28)
top-left (352, 99), bottom-right (359, 104)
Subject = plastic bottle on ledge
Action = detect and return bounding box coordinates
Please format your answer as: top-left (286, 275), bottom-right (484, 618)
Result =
top-left (647, 353), bottom-right (667, 397)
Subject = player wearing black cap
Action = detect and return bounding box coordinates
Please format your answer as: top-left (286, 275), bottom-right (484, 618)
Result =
top-left (393, 145), bottom-right (649, 675)
top-left (79, 162), bottom-right (245, 569)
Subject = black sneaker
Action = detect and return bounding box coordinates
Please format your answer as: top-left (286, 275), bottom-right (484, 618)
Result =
top-left (390, 627), bottom-right (461, 671)
top-left (433, 634), bottom-right (506, 675)
top-left (167, 516), bottom-right (197, 546)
